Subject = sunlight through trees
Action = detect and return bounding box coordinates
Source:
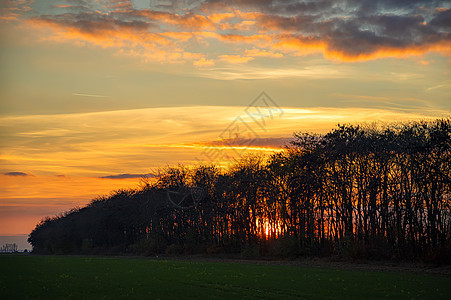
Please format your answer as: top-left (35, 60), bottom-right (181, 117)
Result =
top-left (28, 119), bottom-right (451, 262)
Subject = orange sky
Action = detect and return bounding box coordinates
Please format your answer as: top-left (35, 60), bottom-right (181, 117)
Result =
top-left (0, 0), bottom-right (450, 240)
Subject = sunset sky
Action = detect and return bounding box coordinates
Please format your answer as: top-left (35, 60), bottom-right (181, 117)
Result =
top-left (0, 0), bottom-right (450, 246)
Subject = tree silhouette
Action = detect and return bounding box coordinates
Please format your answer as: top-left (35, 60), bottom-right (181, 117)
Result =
top-left (28, 119), bottom-right (451, 263)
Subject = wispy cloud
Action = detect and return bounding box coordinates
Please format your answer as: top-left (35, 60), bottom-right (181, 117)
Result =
top-left (3, 172), bottom-right (29, 177)
top-left (99, 173), bottom-right (157, 179)
top-left (219, 54), bottom-right (254, 64)
top-left (425, 82), bottom-right (451, 91)
top-left (1, 105), bottom-right (444, 179)
top-left (72, 93), bottom-right (110, 98)
top-left (197, 65), bottom-right (347, 80)
top-left (195, 137), bottom-right (292, 149)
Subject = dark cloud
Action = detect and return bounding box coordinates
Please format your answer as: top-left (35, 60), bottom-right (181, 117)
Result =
top-left (174, 1), bottom-right (451, 57)
top-left (99, 173), bottom-right (157, 179)
top-left (246, 1), bottom-right (451, 57)
top-left (23, 0), bottom-right (451, 61)
top-left (35, 12), bottom-right (155, 35)
top-left (3, 172), bottom-right (29, 177)
top-left (201, 137), bottom-right (293, 148)
top-left (430, 8), bottom-right (451, 29)
top-left (203, 0), bottom-right (449, 13)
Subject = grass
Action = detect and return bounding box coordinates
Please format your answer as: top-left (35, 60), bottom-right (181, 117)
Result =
top-left (0, 255), bottom-right (450, 299)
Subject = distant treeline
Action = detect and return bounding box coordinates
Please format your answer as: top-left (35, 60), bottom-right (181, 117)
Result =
top-left (29, 119), bottom-right (451, 263)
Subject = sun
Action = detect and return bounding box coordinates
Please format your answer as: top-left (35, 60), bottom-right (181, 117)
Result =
top-left (257, 218), bottom-right (282, 239)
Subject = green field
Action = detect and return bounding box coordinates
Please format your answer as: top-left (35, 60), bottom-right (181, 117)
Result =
top-left (0, 255), bottom-right (449, 299)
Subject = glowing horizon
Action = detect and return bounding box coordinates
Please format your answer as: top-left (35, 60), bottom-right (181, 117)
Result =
top-left (1, 105), bottom-right (447, 236)
top-left (0, 1), bottom-right (450, 239)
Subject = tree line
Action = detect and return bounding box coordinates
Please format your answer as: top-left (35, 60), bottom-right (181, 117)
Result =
top-left (0, 243), bottom-right (18, 253)
top-left (28, 119), bottom-right (451, 263)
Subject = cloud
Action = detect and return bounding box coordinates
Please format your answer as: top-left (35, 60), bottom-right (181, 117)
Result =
top-left (7, 0), bottom-right (448, 65)
top-left (3, 172), bottom-right (29, 177)
top-left (196, 64), bottom-right (346, 80)
top-left (1, 105), bottom-right (447, 181)
top-left (251, 6), bottom-right (451, 61)
top-left (193, 57), bottom-right (215, 66)
top-left (72, 93), bottom-right (110, 98)
top-left (219, 54), bottom-right (254, 64)
top-left (0, 0), bottom-right (32, 22)
top-left (197, 137), bottom-right (292, 149)
top-left (430, 7), bottom-right (451, 29)
top-left (244, 48), bottom-right (282, 58)
top-left (425, 82), bottom-right (451, 91)
top-left (99, 173), bottom-right (157, 179)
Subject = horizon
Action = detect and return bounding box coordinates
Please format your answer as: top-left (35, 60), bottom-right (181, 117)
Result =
top-left (0, 0), bottom-right (450, 245)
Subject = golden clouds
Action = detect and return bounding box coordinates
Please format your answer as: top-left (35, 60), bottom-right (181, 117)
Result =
top-left (10, 2), bottom-right (449, 68)
top-left (219, 54), bottom-right (254, 64)
top-left (1, 105), bottom-right (442, 178)
top-left (323, 42), bottom-right (451, 63)
top-left (193, 57), bottom-right (215, 66)
top-left (244, 48), bottom-right (283, 58)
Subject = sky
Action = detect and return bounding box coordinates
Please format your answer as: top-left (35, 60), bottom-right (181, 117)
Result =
top-left (0, 0), bottom-right (450, 247)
